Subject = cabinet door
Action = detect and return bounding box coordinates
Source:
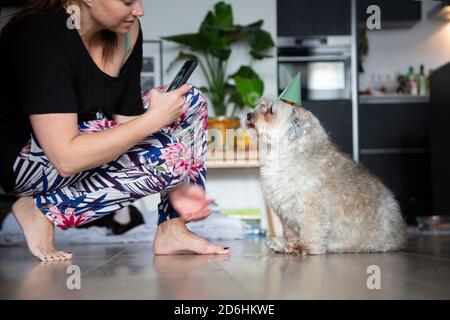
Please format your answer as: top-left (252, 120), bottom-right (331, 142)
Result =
top-left (358, 0), bottom-right (421, 28)
top-left (359, 103), bottom-right (430, 149)
top-left (360, 153), bottom-right (432, 225)
top-left (430, 62), bottom-right (450, 215)
top-left (277, 0), bottom-right (351, 36)
top-left (303, 101), bottom-right (353, 157)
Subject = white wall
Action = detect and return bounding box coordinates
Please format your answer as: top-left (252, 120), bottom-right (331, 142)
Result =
top-left (359, 0), bottom-right (450, 90)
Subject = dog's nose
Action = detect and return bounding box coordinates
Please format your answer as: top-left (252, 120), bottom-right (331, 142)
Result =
top-left (247, 113), bottom-right (254, 121)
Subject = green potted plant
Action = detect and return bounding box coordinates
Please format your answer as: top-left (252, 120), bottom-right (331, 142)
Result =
top-left (161, 1), bottom-right (275, 146)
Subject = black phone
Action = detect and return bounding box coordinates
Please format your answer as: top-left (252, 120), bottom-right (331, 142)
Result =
top-left (165, 60), bottom-right (198, 92)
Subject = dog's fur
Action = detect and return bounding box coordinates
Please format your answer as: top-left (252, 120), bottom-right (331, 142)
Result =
top-left (245, 97), bottom-right (407, 255)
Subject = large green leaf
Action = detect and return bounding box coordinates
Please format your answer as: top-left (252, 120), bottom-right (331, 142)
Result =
top-left (210, 48), bottom-right (231, 61)
top-left (250, 49), bottom-right (273, 60)
top-left (200, 2), bottom-right (234, 33)
top-left (225, 83), bottom-right (244, 111)
top-left (161, 33), bottom-right (206, 52)
top-left (229, 20), bottom-right (264, 44)
top-left (197, 2), bottom-right (235, 57)
top-left (249, 29), bottom-right (275, 60)
top-left (231, 66), bottom-right (264, 108)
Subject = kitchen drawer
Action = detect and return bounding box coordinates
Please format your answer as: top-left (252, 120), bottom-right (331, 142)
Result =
top-left (303, 101), bottom-right (353, 157)
top-left (360, 153), bottom-right (432, 224)
top-left (359, 103), bottom-right (430, 149)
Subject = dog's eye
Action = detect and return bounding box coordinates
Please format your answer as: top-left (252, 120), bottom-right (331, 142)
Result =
top-left (267, 107), bottom-right (274, 114)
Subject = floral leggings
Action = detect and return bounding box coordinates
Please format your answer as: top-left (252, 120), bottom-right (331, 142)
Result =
top-left (11, 85), bottom-right (208, 229)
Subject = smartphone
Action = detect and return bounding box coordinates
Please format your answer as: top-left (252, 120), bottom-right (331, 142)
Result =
top-left (165, 59), bottom-right (198, 92)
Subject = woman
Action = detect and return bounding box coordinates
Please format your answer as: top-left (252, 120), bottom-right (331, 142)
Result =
top-left (0, 0), bottom-right (229, 261)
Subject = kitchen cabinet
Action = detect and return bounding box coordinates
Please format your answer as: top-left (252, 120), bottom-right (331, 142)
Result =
top-left (360, 153), bottom-right (431, 225)
top-left (359, 102), bottom-right (430, 149)
top-left (359, 101), bottom-right (431, 224)
top-left (303, 101), bottom-right (353, 157)
top-left (358, 0), bottom-right (421, 28)
top-left (277, 0), bottom-right (421, 37)
top-left (277, 0), bottom-right (351, 36)
top-left (429, 62), bottom-right (450, 216)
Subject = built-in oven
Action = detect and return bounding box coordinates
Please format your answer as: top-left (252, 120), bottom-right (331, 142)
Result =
top-left (278, 36), bottom-right (352, 101)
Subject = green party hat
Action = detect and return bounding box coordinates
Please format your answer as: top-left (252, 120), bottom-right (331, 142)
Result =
top-left (279, 72), bottom-right (302, 106)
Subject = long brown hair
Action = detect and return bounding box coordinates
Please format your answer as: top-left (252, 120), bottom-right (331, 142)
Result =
top-left (0, 0), bottom-right (117, 64)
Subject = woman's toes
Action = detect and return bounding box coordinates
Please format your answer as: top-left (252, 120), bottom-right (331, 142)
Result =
top-left (35, 252), bottom-right (47, 262)
top-left (212, 245), bottom-right (230, 255)
top-left (58, 251), bottom-right (73, 260)
top-left (54, 253), bottom-right (67, 261)
top-left (48, 254), bottom-right (59, 261)
top-left (44, 253), bottom-right (59, 261)
top-left (54, 251), bottom-right (72, 260)
top-left (197, 241), bottom-right (230, 255)
top-left (41, 254), bottom-right (52, 261)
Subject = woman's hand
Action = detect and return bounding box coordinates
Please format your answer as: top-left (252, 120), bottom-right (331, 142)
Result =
top-left (168, 183), bottom-right (215, 223)
top-left (144, 84), bottom-right (190, 129)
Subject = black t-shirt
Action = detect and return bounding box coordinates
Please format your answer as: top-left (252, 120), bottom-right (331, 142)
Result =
top-left (0, 7), bottom-right (145, 194)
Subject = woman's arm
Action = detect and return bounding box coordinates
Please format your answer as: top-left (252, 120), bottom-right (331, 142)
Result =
top-left (30, 85), bottom-right (189, 178)
top-left (30, 111), bottom-right (160, 177)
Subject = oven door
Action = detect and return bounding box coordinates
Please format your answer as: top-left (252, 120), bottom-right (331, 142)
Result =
top-left (278, 56), bottom-right (351, 101)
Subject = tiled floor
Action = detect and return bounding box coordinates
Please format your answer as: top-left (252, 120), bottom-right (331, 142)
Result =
top-left (1, 234), bottom-right (450, 299)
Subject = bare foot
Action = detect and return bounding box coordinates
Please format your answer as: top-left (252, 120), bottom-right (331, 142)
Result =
top-left (153, 217), bottom-right (230, 255)
top-left (12, 197), bottom-right (73, 261)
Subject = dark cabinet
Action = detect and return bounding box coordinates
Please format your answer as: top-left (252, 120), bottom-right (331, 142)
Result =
top-left (303, 101), bottom-right (353, 157)
top-left (277, 0), bottom-right (421, 37)
top-left (360, 153), bottom-right (431, 225)
top-left (277, 0), bottom-right (351, 36)
top-left (358, 0), bottom-right (421, 28)
top-left (359, 102), bottom-right (431, 224)
top-left (430, 62), bottom-right (450, 216)
top-left (359, 103), bottom-right (430, 149)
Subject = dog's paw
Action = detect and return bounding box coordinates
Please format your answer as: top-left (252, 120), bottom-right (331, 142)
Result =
top-left (265, 237), bottom-right (287, 253)
top-left (304, 245), bottom-right (327, 255)
top-left (284, 240), bottom-right (307, 255)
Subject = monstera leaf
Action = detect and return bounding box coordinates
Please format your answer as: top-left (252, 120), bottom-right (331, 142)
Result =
top-left (249, 29), bottom-right (275, 60)
top-left (230, 66), bottom-right (264, 108)
top-left (200, 2), bottom-right (234, 32)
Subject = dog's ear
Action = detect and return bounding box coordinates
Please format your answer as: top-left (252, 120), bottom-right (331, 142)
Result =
top-left (287, 108), bottom-right (307, 140)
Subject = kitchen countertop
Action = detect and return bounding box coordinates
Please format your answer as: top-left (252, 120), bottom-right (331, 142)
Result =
top-left (359, 94), bottom-right (430, 104)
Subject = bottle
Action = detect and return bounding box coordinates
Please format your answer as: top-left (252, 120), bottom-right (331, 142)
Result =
top-left (406, 66), bottom-right (418, 95)
top-left (418, 64), bottom-right (427, 96)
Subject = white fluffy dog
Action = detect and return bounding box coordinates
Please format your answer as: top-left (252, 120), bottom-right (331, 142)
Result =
top-left (245, 97), bottom-right (407, 255)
